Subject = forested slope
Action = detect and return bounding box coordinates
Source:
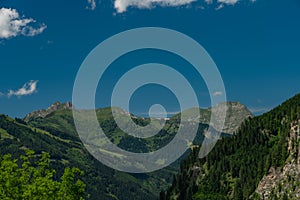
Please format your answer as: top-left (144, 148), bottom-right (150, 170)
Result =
top-left (162, 94), bottom-right (300, 200)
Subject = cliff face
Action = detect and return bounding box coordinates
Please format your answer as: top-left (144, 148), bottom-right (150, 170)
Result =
top-left (253, 120), bottom-right (300, 200)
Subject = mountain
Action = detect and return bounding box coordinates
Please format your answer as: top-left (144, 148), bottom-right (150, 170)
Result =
top-left (1, 109), bottom-right (163, 200)
top-left (172, 102), bottom-right (253, 134)
top-left (0, 101), bottom-right (251, 199)
top-left (24, 101), bottom-right (73, 122)
top-left (162, 94), bottom-right (300, 200)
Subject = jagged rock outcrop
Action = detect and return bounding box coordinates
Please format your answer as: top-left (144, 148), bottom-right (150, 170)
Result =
top-left (24, 101), bottom-right (72, 122)
top-left (253, 120), bottom-right (300, 200)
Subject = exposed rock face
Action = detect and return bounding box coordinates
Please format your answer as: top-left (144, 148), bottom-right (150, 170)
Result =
top-left (175, 102), bottom-right (253, 134)
top-left (212, 102), bottom-right (253, 134)
top-left (254, 120), bottom-right (300, 200)
top-left (24, 101), bottom-right (72, 122)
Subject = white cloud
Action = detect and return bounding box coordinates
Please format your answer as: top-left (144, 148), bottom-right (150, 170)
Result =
top-left (8, 80), bottom-right (39, 97)
top-left (217, 0), bottom-right (239, 5)
top-left (114, 0), bottom-right (196, 13)
top-left (113, 0), bottom-right (248, 13)
top-left (213, 91), bottom-right (223, 96)
top-left (0, 8), bottom-right (46, 39)
top-left (215, 4), bottom-right (224, 10)
top-left (86, 0), bottom-right (97, 10)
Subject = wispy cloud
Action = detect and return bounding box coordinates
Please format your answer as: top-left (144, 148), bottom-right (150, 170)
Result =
top-left (7, 80), bottom-right (39, 97)
top-left (0, 8), bottom-right (46, 39)
top-left (215, 4), bottom-right (224, 10)
top-left (217, 0), bottom-right (238, 5)
top-left (112, 0), bottom-right (252, 13)
top-left (213, 91), bottom-right (223, 97)
top-left (86, 0), bottom-right (97, 10)
top-left (114, 0), bottom-right (196, 13)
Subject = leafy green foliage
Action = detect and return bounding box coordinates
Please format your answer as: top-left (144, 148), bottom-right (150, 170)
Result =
top-left (0, 150), bottom-right (85, 200)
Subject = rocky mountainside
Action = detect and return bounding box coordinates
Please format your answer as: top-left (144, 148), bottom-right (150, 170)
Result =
top-left (214, 102), bottom-right (253, 134)
top-left (171, 102), bottom-right (253, 134)
top-left (24, 101), bottom-right (72, 122)
top-left (253, 119), bottom-right (300, 199)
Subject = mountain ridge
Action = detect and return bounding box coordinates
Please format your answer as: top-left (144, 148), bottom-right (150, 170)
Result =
top-left (1, 100), bottom-right (253, 199)
top-left (24, 101), bottom-right (253, 135)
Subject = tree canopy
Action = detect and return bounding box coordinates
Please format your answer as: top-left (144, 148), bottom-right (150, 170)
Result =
top-left (0, 150), bottom-right (85, 200)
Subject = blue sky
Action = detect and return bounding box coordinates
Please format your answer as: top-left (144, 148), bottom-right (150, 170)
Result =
top-left (0, 0), bottom-right (300, 117)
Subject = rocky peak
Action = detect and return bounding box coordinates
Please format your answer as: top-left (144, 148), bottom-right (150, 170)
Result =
top-left (213, 102), bottom-right (253, 134)
top-left (176, 102), bottom-right (253, 134)
top-left (24, 101), bottom-right (72, 122)
top-left (47, 101), bottom-right (72, 112)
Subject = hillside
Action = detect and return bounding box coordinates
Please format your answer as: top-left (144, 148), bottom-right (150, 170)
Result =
top-left (0, 101), bottom-right (251, 199)
top-left (162, 94), bottom-right (300, 200)
top-left (2, 108), bottom-right (174, 199)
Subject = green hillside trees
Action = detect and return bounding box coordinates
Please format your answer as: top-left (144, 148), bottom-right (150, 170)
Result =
top-left (0, 150), bottom-right (85, 200)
